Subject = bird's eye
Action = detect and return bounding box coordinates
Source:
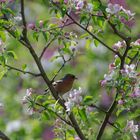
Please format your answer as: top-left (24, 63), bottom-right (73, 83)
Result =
top-left (72, 75), bottom-right (75, 78)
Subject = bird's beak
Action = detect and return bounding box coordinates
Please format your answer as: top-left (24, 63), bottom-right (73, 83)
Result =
top-left (75, 77), bottom-right (78, 79)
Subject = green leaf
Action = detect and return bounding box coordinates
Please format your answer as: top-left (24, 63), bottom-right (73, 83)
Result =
top-left (42, 111), bottom-right (50, 120)
top-left (0, 55), bottom-right (6, 66)
top-left (79, 33), bottom-right (89, 39)
top-left (94, 39), bottom-right (99, 47)
top-left (85, 39), bottom-right (91, 49)
top-left (33, 32), bottom-right (39, 41)
top-left (7, 51), bottom-right (18, 60)
top-left (0, 68), bottom-right (7, 80)
top-left (22, 64), bottom-right (27, 71)
top-left (78, 108), bottom-right (87, 122)
top-left (83, 96), bottom-right (93, 104)
top-left (42, 32), bottom-right (49, 42)
top-left (0, 31), bottom-right (6, 42)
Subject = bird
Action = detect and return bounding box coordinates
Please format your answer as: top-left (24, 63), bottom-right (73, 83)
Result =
top-left (45, 74), bottom-right (77, 96)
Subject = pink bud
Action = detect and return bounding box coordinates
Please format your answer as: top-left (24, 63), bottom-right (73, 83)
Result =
top-left (27, 23), bottom-right (36, 30)
top-left (118, 99), bottom-right (124, 105)
top-left (109, 63), bottom-right (115, 72)
top-left (100, 80), bottom-right (107, 87)
top-left (39, 20), bottom-right (44, 28)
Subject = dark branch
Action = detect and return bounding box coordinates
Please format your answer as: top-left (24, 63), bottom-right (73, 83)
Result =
top-left (97, 0), bottom-right (128, 41)
top-left (20, 0), bottom-right (27, 38)
top-left (51, 53), bottom-right (74, 82)
top-left (0, 130), bottom-right (10, 140)
top-left (96, 91), bottom-right (119, 140)
top-left (65, 12), bottom-right (121, 58)
top-left (89, 104), bottom-right (107, 114)
top-left (0, 63), bottom-right (41, 77)
top-left (35, 102), bottom-right (73, 127)
top-left (39, 37), bottom-right (56, 60)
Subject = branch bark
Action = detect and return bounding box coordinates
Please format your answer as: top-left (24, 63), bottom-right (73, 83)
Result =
top-left (0, 63), bottom-right (41, 77)
top-left (0, 131), bottom-right (10, 140)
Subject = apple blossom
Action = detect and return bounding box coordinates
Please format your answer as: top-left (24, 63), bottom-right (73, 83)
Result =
top-left (106, 3), bottom-right (121, 14)
top-left (112, 40), bottom-right (126, 51)
top-left (125, 120), bottom-right (138, 140)
top-left (22, 88), bottom-right (33, 104)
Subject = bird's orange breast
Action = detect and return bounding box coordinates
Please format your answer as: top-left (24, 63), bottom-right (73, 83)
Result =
top-left (54, 80), bottom-right (74, 95)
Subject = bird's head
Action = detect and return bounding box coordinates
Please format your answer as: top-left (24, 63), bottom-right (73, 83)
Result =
top-left (62, 74), bottom-right (77, 81)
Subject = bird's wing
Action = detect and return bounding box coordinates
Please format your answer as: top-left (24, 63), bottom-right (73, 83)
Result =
top-left (53, 80), bottom-right (63, 86)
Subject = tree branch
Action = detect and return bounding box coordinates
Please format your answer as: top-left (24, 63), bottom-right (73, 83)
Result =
top-left (96, 91), bottom-right (119, 140)
top-left (97, 0), bottom-right (128, 41)
top-left (65, 12), bottom-right (121, 58)
top-left (0, 63), bottom-right (41, 77)
top-left (35, 102), bottom-right (73, 127)
top-left (51, 52), bottom-right (74, 82)
top-left (0, 130), bottom-right (10, 140)
top-left (20, 0), bottom-right (27, 38)
top-left (39, 36), bottom-right (56, 60)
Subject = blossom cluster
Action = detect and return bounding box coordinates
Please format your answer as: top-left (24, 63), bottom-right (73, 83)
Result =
top-left (106, 3), bottom-right (135, 27)
top-left (112, 40), bottom-right (126, 51)
top-left (125, 120), bottom-right (138, 140)
top-left (64, 87), bottom-right (83, 112)
top-left (63, 0), bottom-right (93, 12)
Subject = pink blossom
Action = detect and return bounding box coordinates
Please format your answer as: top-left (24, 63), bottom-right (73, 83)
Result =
top-left (131, 88), bottom-right (140, 98)
top-left (112, 41), bottom-right (126, 51)
top-left (86, 106), bottom-right (94, 113)
top-left (100, 79), bottom-right (107, 87)
top-left (75, 0), bottom-right (84, 10)
top-left (86, 3), bottom-right (93, 12)
top-left (69, 87), bottom-right (83, 104)
top-left (120, 17), bottom-right (135, 28)
top-left (64, 0), bottom-right (68, 4)
top-left (22, 88), bottom-right (33, 104)
top-left (0, 0), bottom-right (6, 2)
top-left (39, 20), bottom-right (44, 28)
top-left (106, 3), bottom-right (121, 14)
top-left (64, 99), bottom-right (74, 112)
top-left (75, 136), bottom-right (81, 140)
top-left (27, 23), bottom-right (36, 30)
top-left (42, 126), bottom-right (55, 140)
top-left (118, 99), bottom-right (124, 105)
top-left (125, 120), bottom-right (138, 140)
top-left (109, 63), bottom-right (116, 72)
top-left (108, 0), bottom-right (127, 8)
top-left (64, 87), bottom-right (83, 112)
top-left (131, 39), bottom-right (140, 46)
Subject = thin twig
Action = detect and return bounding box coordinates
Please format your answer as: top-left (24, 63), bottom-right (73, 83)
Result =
top-left (89, 104), bottom-right (107, 114)
top-left (39, 36), bottom-right (56, 60)
top-left (40, 21), bottom-right (74, 33)
top-left (129, 51), bottom-right (139, 65)
top-left (51, 53), bottom-right (74, 82)
top-left (86, 14), bottom-right (92, 29)
top-left (65, 12), bottom-right (121, 57)
top-left (0, 63), bottom-right (41, 77)
top-left (89, 104), bottom-right (122, 132)
top-left (35, 102), bottom-right (73, 126)
top-left (96, 91), bottom-right (119, 140)
top-left (50, 1), bottom-right (121, 58)
top-left (108, 122), bottom-right (122, 133)
top-left (97, 0), bottom-right (127, 41)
